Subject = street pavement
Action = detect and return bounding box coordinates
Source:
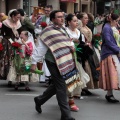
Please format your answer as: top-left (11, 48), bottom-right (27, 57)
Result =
top-left (0, 80), bottom-right (120, 120)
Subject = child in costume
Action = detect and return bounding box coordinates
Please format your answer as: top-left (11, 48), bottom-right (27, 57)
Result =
top-left (8, 31), bottom-right (43, 90)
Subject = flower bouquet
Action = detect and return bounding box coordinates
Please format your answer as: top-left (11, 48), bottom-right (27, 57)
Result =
top-left (92, 33), bottom-right (102, 50)
top-left (12, 42), bottom-right (22, 55)
top-left (40, 22), bottom-right (47, 29)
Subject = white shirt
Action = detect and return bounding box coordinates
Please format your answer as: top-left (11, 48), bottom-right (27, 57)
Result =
top-left (32, 37), bottom-right (48, 64)
top-left (66, 27), bottom-right (85, 42)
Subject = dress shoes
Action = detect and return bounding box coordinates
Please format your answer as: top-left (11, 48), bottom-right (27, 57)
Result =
top-left (81, 89), bottom-right (93, 96)
top-left (34, 97), bottom-right (42, 113)
top-left (105, 95), bottom-right (119, 103)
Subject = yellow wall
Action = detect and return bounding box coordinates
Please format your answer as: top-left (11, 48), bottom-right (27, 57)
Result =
top-left (67, 3), bottom-right (74, 13)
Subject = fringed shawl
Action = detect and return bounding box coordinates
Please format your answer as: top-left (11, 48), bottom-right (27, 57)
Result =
top-left (80, 26), bottom-right (92, 42)
top-left (40, 25), bottom-right (76, 76)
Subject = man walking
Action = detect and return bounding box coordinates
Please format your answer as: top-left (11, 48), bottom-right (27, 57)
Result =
top-left (31, 10), bottom-right (75, 120)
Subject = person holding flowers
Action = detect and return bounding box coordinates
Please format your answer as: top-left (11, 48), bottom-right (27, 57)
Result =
top-left (65, 13), bottom-right (90, 112)
top-left (7, 31), bottom-right (40, 90)
top-left (0, 9), bottom-right (22, 84)
top-left (35, 5), bottom-right (53, 86)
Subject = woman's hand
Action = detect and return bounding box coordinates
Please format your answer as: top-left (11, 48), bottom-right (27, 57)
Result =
top-left (85, 42), bottom-right (92, 48)
top-left (21, 39), bottom-right (26, 44)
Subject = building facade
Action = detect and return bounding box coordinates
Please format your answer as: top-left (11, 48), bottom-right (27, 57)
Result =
top-left (2, 0), bottom-right (119, 16)
top-left (0, 0), bottom-right (38, 16)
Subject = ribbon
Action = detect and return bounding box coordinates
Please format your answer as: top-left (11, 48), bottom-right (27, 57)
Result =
top-left (94, 40), bottom-right (100, 48)
top-left (25, 65), bottom-right (44, 75)
top-left (75, 44), bottom-right (82, 53)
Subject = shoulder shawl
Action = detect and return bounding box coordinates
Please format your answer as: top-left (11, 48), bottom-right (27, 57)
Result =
top-left (40, 25), bottom-right (76, 76)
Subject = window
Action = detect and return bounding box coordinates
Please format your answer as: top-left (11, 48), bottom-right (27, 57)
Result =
top-left (23, 0), bottom-right (30, 15)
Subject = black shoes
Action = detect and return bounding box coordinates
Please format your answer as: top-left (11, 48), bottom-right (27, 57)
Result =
top-left (34, 97), bottom-right (42, 113)
top-left (81, 89), bottom-right (93, 96)
top-left (105, 95), bottom-right (119, 103)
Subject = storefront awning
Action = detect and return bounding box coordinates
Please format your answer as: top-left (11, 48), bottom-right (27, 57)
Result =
top-left (60, 0), bottom-right (76, 3)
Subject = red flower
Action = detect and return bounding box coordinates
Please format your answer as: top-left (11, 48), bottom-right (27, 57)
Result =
top-left (94, 34), bottom-right (101, 37)
top-left (40, 22), bottom-right (47, 28)
top-left (12, 42), bottom-right (21, 48)
top-left (0, 43), bottom-right (3, 51)
top-left (93, 33), bottom-right (101, 41)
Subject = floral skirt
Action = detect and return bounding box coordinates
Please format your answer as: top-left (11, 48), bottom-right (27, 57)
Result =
top-left (99, 55), bottom-right (120, 90)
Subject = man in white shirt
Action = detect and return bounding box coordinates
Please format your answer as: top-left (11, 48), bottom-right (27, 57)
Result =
top-left (35, 5), bottom-right (53, 27)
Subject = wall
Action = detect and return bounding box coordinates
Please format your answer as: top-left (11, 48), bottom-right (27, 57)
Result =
top-left (67, 3), bottom-right (74, 13)
top-left (47, 0), bottom-right (60, 10)
top-left (0, 0), bottom-right (6, 13)
top-left (8, 0), bottom-right (21, 10)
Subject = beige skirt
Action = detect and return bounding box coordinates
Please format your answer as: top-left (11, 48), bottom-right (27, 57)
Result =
top-left (99, 55), bottom-right (120, 90)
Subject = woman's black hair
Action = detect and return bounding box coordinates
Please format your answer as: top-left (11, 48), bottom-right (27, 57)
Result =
top-left (102, 13), bottom-right (119, 30)
top-left (9, 10), bottom-right (20, 17)
top-left (65, 13), bottom-right (75, 27)
top-left (17, 9), bottom-right (25, 16)
top-left (111, 13), bottom-right (119, 20)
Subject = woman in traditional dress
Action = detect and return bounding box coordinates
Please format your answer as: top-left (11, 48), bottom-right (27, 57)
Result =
top-left (79, 12), bottom-right (99, 95)
top-left (0, 9), bottom-right (22, 85)
top-left (99, 13), bottom-right (120, 103)
top-left (65, 13), bottom-right (90, 111)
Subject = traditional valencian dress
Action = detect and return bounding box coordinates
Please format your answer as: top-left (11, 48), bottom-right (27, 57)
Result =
top-left (0, 18), bottom-right (22, 80)
top-left (80, 25), bottom-right (99, 89)
top-left (99, 23), bottom-right (120, 90)
top-left (66, 27), bottom-right (90, 96)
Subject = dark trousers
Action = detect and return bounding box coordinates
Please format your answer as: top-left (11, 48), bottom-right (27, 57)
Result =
top-left (37, 60), bottom-right (72, 120)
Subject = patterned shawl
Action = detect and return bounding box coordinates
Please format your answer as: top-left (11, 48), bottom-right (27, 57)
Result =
top-left (40, 25), bottom-right (76, 76)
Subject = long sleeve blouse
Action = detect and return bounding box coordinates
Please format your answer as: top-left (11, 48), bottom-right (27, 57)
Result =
top-left (32, 38), bottom-right (48, 64)
top-left (101, 23), bottom-right (120, 60)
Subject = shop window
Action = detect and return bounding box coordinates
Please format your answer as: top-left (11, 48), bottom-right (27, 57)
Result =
top-left (74, 3), bottom-right (78, 13)
top-left (23, 0), bottom-right (30, 15)
top-left (60, 2), bottom-right (67, 13)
